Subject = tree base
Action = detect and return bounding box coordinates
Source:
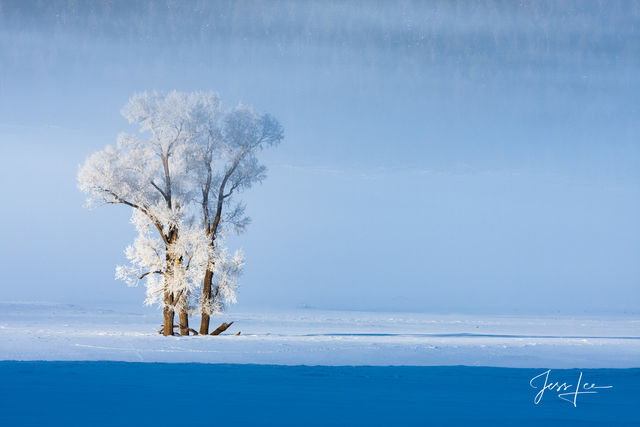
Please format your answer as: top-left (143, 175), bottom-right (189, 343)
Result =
top-left (157, 323), bottom-right (199, 335)
top-left (157, 321), bottom-right (234, 336)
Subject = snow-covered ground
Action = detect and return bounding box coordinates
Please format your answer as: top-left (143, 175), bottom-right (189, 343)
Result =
top-left (0, 302), bottom-right (638, 368)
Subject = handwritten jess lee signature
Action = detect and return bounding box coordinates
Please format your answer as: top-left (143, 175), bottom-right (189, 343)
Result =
top-left (529, 369), bottom-right (613, 407)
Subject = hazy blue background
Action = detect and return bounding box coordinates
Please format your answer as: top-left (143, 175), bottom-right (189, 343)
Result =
top-left (1, 1), bottom-right (638, 314)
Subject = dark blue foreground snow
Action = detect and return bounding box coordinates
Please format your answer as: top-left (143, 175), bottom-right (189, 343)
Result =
top-left (0, 362), bottom-right (638, 426)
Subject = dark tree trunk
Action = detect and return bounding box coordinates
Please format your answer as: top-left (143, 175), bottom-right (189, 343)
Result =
top-left (162, 294), bottom-right (174, 336)
top-left (200, 220), bottom-right (220, 335)
top-left (162, 226), bottom-right (179, 336)
top-left (179, 309), bottom-right (190, 335)
top-left (199, 268), bottom-right (214, 334)
top-left (199, 172), bottom-right (226, 334)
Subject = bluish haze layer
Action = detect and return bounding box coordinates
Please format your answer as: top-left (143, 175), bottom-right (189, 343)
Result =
top-left (0, 1), bottom-right (638, 313)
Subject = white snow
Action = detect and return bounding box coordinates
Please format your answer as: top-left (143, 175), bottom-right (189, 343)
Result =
top-left (0, 302), bottom-right (638, 368)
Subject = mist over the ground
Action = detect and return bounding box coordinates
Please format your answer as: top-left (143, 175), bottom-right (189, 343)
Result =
top-left (0, 1), bottom-right (638, 313)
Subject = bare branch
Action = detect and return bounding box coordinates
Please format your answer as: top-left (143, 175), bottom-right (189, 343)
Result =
top-left (222, 179), bottom-right (243, 199)
top-left (210, 321), bottom-right (234, 335)
top-left (150, 180), bottom-right (168, 200)
top-left (137, 270), bottom-right (163, 280)
top-left (185, 253), bottom-right (194, 270)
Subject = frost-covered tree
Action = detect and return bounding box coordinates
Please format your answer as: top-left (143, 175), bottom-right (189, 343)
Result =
top-left (195, 105), bottom-right (283, 334)
top-left (78, 91), bottom-right (208, 335)
top-left (79, 91), bottom-right (282, 336)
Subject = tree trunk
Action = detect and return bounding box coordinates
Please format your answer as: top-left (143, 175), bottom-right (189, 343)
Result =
top-left (162, 298), bottom-right (174, 336)
top-left (179, 309), bottom-right (190, 335)
top-left (162, 227), bottom-right (179, 336)
top-left (199, 268), bottom-right (214, 334)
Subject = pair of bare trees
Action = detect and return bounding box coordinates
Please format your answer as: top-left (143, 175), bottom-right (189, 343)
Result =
top-left (78, 91), bottom-right (283, 335)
